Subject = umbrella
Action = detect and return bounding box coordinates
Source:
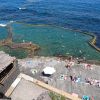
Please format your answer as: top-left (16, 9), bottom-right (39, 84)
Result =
top-left (43, 67), bottom-right (56, 75)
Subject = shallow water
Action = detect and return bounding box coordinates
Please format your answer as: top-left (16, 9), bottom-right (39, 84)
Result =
top-left (0, 27), bottom-right (8, 40)
top-left (0, 22), bottom-right (100, 59)
top-left (4, 22), bottom-right (98, 60)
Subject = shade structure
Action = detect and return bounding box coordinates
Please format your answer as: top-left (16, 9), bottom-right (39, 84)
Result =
top-left (43, 67), bottom-right (56, 75)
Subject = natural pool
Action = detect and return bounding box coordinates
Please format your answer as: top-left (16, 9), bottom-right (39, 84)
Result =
top-left (0, 22), bottom-right (100, 60)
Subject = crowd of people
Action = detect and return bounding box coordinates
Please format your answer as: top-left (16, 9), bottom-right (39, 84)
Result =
top-left (85, 78), bottom-right (100, 87)
top-left (65, 56), bottom-right (100, 88)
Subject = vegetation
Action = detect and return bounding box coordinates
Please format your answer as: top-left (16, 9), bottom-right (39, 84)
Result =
top-left (49, 92), bottom-right (66, 100)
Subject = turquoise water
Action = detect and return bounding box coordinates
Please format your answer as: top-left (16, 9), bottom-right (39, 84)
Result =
top-left (0, 22), bottom-right (100, 59)
top-left (0, 46), bottom-right (28, 58)
top-left (0, 27), bottom-right (8, 40)
top-left (5, 23), bottom-right (99, 60)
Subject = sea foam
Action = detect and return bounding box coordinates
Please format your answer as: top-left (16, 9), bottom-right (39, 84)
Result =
top-left (18, 7), bottom-right (26, 10)
top-left (0, 24), bottom-right (7, 27)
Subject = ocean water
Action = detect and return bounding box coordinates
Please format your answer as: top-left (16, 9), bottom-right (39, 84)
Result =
top-left (0, 0), bottom-right (100, 59)
top-left (0, 27), bottom-right (7, 40)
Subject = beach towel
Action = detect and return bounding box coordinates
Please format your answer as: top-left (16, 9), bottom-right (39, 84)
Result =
top-left (82, 95), bottom-right (90, 100)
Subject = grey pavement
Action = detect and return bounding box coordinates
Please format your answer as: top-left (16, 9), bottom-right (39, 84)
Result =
top-left (18, 57), bottom-right (100, 100)
top-left (10, 78), bottom-right (51, 100)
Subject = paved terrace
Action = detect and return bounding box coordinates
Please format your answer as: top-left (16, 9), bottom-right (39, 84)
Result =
top-left (18, 57), bottom-right (100, 100)
top-left (5, 73), bottom-right (81, 100)
top-left (5, 74), bottom-right (50, 100)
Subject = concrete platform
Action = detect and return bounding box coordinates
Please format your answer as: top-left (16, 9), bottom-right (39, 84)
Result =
top-left (18, 57), bottom-right (100, 100)
top-left (6, 73), bottom-right (81, 100)
top-left (10, 78), bottom-right (48, 100)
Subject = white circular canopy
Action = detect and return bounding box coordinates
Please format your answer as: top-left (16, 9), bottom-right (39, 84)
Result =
top-left (43, 67), bottom-right (56, 75)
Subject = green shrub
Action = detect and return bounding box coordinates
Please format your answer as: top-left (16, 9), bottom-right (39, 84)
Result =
top-left (49, 92), bottom-right (66, 100)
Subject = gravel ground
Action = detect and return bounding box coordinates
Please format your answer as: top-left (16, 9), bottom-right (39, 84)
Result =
top-left (18, 56), bottom-right (100, 100)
